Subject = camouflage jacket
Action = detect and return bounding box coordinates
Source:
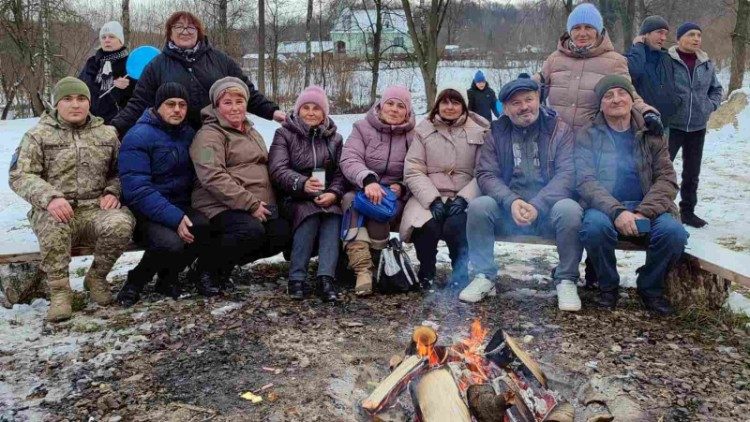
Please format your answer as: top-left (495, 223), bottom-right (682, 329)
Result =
top-left (9, 111), bottom-right (122, 210)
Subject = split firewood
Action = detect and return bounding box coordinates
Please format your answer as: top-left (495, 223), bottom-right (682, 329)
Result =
top-left (411, 368), bottom-right (472, 422)
top-left (362, 355), bottom-right (426, 413)
top-left (466, 383), bottom-right (513, 422)
top-left (545, 402), bottom-right (575, 422)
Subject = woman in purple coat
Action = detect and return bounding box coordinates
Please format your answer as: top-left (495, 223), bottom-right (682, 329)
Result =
top-left (269, 86), bottom-right (345, 301)
top-left (339, 85), bottom-right (416, 295)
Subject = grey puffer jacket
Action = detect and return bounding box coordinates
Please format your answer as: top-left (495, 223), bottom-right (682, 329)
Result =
top-left (668, 46), bottom-right (723, 132)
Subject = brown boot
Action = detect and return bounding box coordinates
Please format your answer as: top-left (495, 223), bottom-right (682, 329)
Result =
top-left (47, 278), bottom-right (72, 322)
top-left (84, 272), bottom-right (113, 306)
top-left (346, 241), bottom-right (373, 296)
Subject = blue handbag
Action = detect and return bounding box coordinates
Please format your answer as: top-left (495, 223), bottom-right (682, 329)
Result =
top-left (353, 184), bottom-right (398, 223)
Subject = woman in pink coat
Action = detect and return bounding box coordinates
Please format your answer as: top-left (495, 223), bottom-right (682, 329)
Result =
top-left (339, 85), bottom-right (416, 295)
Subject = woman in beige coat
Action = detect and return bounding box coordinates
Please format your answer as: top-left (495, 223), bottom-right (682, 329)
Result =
top-left (538, 3), bottom-right (660, 133)
top-left (400, 85), bottom-right (489, 288)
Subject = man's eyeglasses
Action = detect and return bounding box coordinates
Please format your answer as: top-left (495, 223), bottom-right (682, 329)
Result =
top-left (172, 25), bottom-right (198, 35)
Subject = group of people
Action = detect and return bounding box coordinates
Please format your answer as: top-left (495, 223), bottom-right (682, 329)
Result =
top-left (9, 4), bottom-right (721, 323)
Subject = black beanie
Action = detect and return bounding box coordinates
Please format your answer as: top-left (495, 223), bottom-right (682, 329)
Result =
top-left (155, 82), bottom-right (189, 109)
top-left (639, 15), bottom-right (669, 35)
top-left (676, 22), bottom-right (701, 40)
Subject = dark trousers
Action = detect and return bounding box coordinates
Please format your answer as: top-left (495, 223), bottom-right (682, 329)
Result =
top-left (131, 207), bottom-right (210, 285)
top-left (206, 210), bottom-right (291, 273)
top-left (668, 128), bottom-right (706, 214)
top-left (411, 213), bottom-right (469, 284)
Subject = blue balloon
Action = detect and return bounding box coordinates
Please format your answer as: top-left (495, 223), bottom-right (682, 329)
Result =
top-left (126, 46), bottom-right (161, 80)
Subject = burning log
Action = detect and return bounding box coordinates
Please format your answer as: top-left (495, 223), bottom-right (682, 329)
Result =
top-left (361, 355), bottom-right (426, 413)
top-left (467, 383), bottom-right (514, 422)
top-left (410, 368), bottom-right (472, 422)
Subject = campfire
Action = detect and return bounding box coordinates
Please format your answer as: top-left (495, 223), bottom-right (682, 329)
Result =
top-left (361, 321), bottom-right (574, 422)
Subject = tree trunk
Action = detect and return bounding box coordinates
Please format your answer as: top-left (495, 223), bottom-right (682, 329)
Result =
top-left (619, 0), bottom-right (636, 52)
top-left (121, 0), bottom-right (131, 45)
top-left (664, 254), bottom-right (732, 311)
top-left (1, 88), bottom-right (16, 120)
top-left (317, 0), bottom-right (326, 88)
top-left (563, 0), bottom-right (574, 16)
top-left (304, 0), bottom-right (313, 86)
top-left (40, 0), bottom-right (51, 106)
top-left (217, 0), bottom-right (229, 51)
top-left (729, 0), bottom-right (750, 93)
top-left (369, 0), bottom-right (383, 106)
top-left (257, 0), bottom-right (266, 93)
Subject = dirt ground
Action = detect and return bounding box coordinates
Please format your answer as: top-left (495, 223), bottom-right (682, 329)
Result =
top-left (2, 259), bottom-right (750, 422)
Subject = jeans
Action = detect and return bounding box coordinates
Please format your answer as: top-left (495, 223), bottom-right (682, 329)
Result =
top-left (580, 202), bottom-right (688, 297)
top-left (668, 128), bottom-right (706, 214)
top-left (131, 207), bottom-right (210, 284)
top-left (206, 210), bottom-right (291, 273)
top-left (289, 213), bottom-right (341, 281)
top-left (411, 213), bottom-right (468, 284)
top-left (466, 196), bottom-right (583, 281)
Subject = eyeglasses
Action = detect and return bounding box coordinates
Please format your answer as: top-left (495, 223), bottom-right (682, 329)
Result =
top-left (172, 24), bottom-right (198, 35)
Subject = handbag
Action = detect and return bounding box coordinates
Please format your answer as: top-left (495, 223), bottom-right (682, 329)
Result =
top-left (375, 238), bottom-right (420, 294)
top-left (353, 184), bottom-right (398, 223)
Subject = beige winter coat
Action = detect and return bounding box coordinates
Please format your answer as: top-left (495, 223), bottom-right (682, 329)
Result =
top-left (539, 31), bottom-right (655, 131)
top-left (399, 112), bottom-right (489, 242)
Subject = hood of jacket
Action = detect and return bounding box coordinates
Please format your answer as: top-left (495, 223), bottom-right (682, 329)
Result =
top-left (364, 102), bottom-right (416, 135)
top-left (281, 112), bottom-right (339, 140)
top-left (136, 108), bottom-right (193, 135)
top-left (667, 45), bottom-right (710, 64)
top-left (162, 36), bottom-right (213, 63)
top-left (417, 111), bottom-right (489, 138)
top-left (199, 104), bottom-right (256, 133)
top-left (557, 30), bottom-right (616, 59)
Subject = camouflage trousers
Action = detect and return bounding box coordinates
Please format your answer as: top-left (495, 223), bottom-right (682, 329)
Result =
top-left (30, 205), bottom-right (135, 281)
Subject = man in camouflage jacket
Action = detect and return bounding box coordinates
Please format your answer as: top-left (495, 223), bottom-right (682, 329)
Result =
top-left (9, 77), bottom-right (135, 322)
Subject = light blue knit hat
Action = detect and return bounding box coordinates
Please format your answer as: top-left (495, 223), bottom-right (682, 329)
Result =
top-left (567, 3), bottom-right (604, 34)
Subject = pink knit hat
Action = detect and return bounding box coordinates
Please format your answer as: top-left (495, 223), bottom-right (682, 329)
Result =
top-left (294, 85), bottom-right (329, 118)
top-left (379, 85), bottom-right (412, 116)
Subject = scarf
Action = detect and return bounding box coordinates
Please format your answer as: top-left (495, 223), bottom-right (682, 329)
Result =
top-left (95, 47), bottom-right (129, 93)
top-left (167, 40), bottom-right (203, 63)
top-left (566, 38), bottom-right (596, 57)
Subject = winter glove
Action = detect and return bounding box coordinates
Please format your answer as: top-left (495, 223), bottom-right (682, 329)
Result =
top-left (447, 196), bottom-right (468, 216)
top-left (429, 198), bottom-right (447, 223)
top-left (643, 112), bottom-right (664, 136)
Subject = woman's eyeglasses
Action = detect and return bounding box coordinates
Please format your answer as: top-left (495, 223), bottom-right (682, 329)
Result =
top-left (172, 25), bottom-right (198, 35)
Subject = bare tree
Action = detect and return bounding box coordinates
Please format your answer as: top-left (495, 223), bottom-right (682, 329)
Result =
top-left (217, 0), bottom-right (229, 50)
top-left (401, 0), bottom-right (454, 107)
top-left (304, 0), bottom-right (313, 86)
top-left (729, 0), bottom-right (750, 92)
top-left (619, 0), bottom-right (637, 52)
top-left (318, 0), bottom-right (326, 88)
top-left (122, 0), bottom-right (131, 44)
top-left (258, 0), bottom-right (266, 93)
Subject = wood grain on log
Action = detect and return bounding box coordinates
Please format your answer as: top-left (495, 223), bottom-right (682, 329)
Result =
top-left (411, 368), bottom-right (472, 422)
top-left (665, 254), bottom-right (732, 310)
top-left (362, 355), bottom-right (425, 413)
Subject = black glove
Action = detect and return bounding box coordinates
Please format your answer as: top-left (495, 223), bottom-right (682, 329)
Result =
top-left (447, 196), bottom-right (468, 216)
top-left (643, 112), bottom-right (664, 136)
top-left (429, 198), bottom-right (447, 223)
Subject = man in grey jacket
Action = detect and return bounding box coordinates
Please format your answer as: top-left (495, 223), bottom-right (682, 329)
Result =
top-left (667, 22), bottom-right (723, 228)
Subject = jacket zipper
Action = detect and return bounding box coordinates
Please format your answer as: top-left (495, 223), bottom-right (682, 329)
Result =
top-left (383, 131), bottom-right (393, 179)
top-left (675, 57), bottom-right (699, 132)
top-left (311, 130), bottom-right (318, 170)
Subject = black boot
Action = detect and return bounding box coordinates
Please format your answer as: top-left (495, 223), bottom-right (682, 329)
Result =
top-left (681, 211), bottom-right (707, 228)
top-left (317, 276), bottom-right (338, 302)
top-left (217, 267), bottom-right (235, 292)
top-left (154, 272), bottom-right (180, 300)
top-left (116, 270), bottom-right (145, 307)
top-left (288, 280), bottom-right (305, 300)
top-left (584, 257), bottom-right (598, 289)
top-left (196, 272), bottom-right (221, 297)
top-left (639, 294), bottom-right (675, 316)
top-left (592, 289), bottom-right (619, 310)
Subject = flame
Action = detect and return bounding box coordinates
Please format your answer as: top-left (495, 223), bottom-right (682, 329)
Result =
top-left (455, 319), bottom-right (490, 388)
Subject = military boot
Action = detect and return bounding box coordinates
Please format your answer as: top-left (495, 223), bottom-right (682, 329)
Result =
top-left (83, 272), bottom-right (113, 306)
top-left (346, 241), bottom-right (373, 296)
top-left (47, 278), bottom-right (73, 322)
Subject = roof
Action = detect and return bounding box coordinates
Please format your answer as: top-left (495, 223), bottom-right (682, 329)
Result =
top-left (276, 41), bottom-right (334, 55)
top-left (331, 7), bottom-right (408, 34)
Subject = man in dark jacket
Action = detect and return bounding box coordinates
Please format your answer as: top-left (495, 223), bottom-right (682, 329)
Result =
top-left (667, 22), bottom-right (723, 228)
top-left (467, 70), bottom-right (499, 122)
top-left (117, 82), bottom-right (214, 307)
top-left (577, 75), bottom-right (688, 316)
top-left (625, 16), bottom-right (678, 126)
top-left (110, 11), bottom-right (284, 134)
top-left (463, 77), bottom-right (583, 311)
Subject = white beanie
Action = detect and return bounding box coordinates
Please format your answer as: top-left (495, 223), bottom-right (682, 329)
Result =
top-left (100, 21), bottom-right (125, 44)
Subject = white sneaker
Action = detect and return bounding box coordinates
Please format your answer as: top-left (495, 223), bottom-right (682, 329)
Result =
top-left (556, 280), bottom-right (581, 311)
top-left (459, 274), bottom-right (496, 303)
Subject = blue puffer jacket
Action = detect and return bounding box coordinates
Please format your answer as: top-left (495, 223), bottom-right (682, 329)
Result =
top-left (119, 109), bottom-right (196, 228)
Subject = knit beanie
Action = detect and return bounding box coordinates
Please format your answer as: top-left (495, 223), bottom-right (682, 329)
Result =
top-left (639, 15), bottom-right (669, 35)
top-left (209, 76), bottom-right (249, 106)
top-left (436, 83), bottom-right (469, 107)
top-left (155, 82), bottom-right (189, 109)
top-left (594, 75), bottom-right (635, 107)
top-left (676, 22), bottom-right (701, 40)
top-left (100, 21), bottom-right (125, 44)
top-left (498, 76), bottom-right (539, 103)
top-left (294, 85), bottom-right (330, 118)
top-left (473, 70), bottom-right (486, 84)
top-left (379, 85), bottom-right (412, 116)
top-left (53, 77), bottom-right (91, 105)
top-left (567, 3), bottom-right (604, 34)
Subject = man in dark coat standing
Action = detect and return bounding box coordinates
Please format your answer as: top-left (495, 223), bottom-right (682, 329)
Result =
top-left (467, 70), bottom-right (499, 122)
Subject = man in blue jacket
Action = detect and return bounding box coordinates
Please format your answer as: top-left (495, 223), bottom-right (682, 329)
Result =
top-left (117, 82), bottom-right (215, 307)
top-left (667, 22), bottom-right (723, 228)
top-left (625, 16), bottom-right (678, 126)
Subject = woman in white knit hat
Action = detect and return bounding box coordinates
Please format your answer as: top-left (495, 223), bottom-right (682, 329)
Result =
top-left (78, 21), bottom-right (134, 124)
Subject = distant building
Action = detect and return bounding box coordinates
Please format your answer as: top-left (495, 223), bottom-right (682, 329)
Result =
top-left (330, 7), bottom-right (413, 57)
top-left (276, 41), bottom-right (334, 56)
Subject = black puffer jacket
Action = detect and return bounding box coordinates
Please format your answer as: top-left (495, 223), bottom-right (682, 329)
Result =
top-left (467, 81), bottom-right (499, 123)
top-left (78, 47), bottom-right (135, 124)
top-left (110, 38), bottom-right (278, 134)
